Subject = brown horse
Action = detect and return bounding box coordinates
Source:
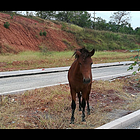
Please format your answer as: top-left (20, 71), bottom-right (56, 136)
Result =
top-left (68, 48), bottom-right (95, 124)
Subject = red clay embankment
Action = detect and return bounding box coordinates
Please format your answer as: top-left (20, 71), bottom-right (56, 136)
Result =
top-left (0, 13), bottom-right (79, 53)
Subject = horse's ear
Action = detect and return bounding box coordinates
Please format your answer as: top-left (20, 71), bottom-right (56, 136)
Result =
top-left (76, 50), bottom-right (81, 58)
top-left (90, 49), bottom-right (95, 57)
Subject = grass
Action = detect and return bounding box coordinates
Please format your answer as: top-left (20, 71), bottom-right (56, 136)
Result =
top-left (0, 51), bottom-right (73, 71)
top-left (67, 23), bottom-right (83, 32)
top-left (94, 51), bottom-right (137, 63)
top-left (65, 25), bottom-right (140, 51)
top-left (0, 73), bottom-right (139, 129)
top-left (0, 50), bottom-right (138, 72)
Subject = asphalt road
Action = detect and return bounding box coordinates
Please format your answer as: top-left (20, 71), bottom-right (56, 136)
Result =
top-left (0, 65), bottom-right (138, 95)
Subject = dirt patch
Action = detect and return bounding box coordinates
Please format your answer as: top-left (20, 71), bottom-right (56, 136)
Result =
top-left (89, 86), bottom-right (125, 113)
top-left (0, 13), bottom-right (79, 53)
top-left (122, 77), bottom-right (140, 98)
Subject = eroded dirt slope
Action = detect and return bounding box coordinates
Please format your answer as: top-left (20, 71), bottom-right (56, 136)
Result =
top-left (0, 13), bottom-right (79, 53)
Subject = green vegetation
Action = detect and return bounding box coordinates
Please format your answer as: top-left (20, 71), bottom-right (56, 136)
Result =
top-left (43, 31), bottom-right (47, 36)
top-left (61, 22), bottom-right (67, 31)
top-left (4, 22), bottom-right (10, 29)
top-left (64, 24), bottom-right (140, 51)
top-left (34, 11), bottom-right (140, 35)
top-left (39, 30), bottom-right (43, 36)
top-left (128, 49), bottom-right (140, 75)
top-left (39, 30), bottom-right (47, 36)
top-left (0, 51), bottom-right (138, 72)
top-left (50, 20), bottom-right (140, 51)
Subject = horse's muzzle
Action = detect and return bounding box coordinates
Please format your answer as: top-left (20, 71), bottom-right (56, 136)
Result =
top-left (83, 78), bottom-right (91, 84)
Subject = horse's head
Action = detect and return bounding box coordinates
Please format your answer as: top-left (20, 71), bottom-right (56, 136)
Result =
top-left (75, 48), bottom-right (95, 84)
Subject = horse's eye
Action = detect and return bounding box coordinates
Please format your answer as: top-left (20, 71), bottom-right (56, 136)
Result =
top-left (79, 63), bottom-right (82, 65)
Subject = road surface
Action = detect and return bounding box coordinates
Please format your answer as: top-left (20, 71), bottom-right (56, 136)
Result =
top-left (0, 65), bottom-right (138, 95)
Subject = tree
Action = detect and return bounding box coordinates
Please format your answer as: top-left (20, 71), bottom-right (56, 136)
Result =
top-left (55, 11), bottom-right (73, 23)
top-left (55, 11), bottom-right (92, 28)
top-left (110, 11), bottom-right (131, 31)
top-left (72, 11), bottom-right (92, 28)
top-left (135, 27), bottom-right (140, 35)
top-left (118, 24), bottom-right (134, 34)
top-left (106, 21), bottom-right (118, 32)
top-left (35, 11), bottom-right (56, 20)
top-left (93, 17), bottom-right (107, 30)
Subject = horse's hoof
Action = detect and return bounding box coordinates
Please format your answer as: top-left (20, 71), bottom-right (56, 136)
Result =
top-left (70, 121), bottom-right (74, 124)
top-left (87, 112), bottom-right (90, 115)
top-left (82, 118), bottom-right (86, 122)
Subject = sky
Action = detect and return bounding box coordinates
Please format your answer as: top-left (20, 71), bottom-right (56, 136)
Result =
top-left (89, 11), bottom-right (140, 29)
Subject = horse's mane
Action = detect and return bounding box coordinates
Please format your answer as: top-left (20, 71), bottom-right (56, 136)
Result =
top-left (73, 48), bottom-right (90, 60)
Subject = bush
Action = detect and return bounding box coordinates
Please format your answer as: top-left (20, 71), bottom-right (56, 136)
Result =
top-left (43, 31), bottom-right (47, 36)
top-left (4, 22), bottom-right (10, 29)
top-left (61, 23), bottom-right (67, 31)
top-left (39, 30), bottom-right (43, 36)
top-left (39, 30), bottom-right (47, 36)
top-left (127, 49), bottom-right (140, 75)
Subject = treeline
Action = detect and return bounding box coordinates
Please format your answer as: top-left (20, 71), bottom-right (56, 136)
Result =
top-left (2, 11), bottom-right (140, 35)
top-left (92, 17), bottom-right (140, 35)
top-left (35, 11), bottom-right (92, 28)
top-left (34, 11), bottom-right (140, 35)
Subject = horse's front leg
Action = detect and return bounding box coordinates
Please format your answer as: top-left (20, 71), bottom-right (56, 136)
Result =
top-left (78, 92), bottom-right (82, 111)
top-left (81, 98), bottom-right (86, 122)
top-left (87, 93), bottom-right (90, 115)
top-left (70, 89), bottom-right (76, 124)
top-left (87, 100), bottom-right (90, 115)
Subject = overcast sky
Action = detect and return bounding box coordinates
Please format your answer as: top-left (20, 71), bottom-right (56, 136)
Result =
top-left (89, 11), bottom-right (140, 29)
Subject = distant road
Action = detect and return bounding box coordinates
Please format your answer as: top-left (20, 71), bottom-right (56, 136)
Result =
top-left (0, 64), bottom-right (138, 95)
